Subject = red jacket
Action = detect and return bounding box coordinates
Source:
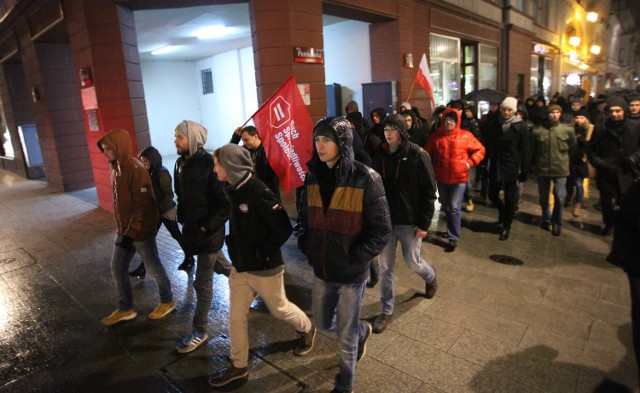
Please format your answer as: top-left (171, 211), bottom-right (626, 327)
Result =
top-left (424, 108), bottom-right (485, 184)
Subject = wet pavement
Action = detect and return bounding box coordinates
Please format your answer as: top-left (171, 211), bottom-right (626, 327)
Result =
top-left (0, 168), bottom-right (636, 393)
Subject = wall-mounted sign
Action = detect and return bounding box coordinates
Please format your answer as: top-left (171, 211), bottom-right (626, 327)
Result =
top-left (297, 83), bottom-right (310, 105)
top-left (293, 47), bottom-right (324, 64)
top-left (81, 86), bottom-right (98, 110)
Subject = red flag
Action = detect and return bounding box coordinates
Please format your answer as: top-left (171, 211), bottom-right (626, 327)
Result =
top-left (415, 53), bottom-right (436, 108)
top-left (251, 76), bottom-right (314, 193)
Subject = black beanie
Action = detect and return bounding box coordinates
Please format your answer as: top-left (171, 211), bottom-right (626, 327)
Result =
top-left (313, 121), bottom-right (339, 144)
top-left (607, 96), bottom-right (629, 114)
top-left (216, 144), bottom-right (253, 185)
top-left (574, 107), bottom-right (588, 118)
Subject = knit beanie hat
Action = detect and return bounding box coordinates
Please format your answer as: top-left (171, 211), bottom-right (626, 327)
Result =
top-left (313, 121), bottom-right (339, 144)
top-left (216, 144), bottom-right (253, 185)
top-left (607, 96), bottom-right (629, 113)
top-left (501, 97), bottom-right (518, 112)
top-left (574, 107), bottom-right (588, 118)
top-left (547, 104), bottom-right (563, 113)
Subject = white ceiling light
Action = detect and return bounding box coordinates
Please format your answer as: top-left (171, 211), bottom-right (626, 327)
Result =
top-left (151, 45), bottom-right (178, 55)
top-left (195, 25), bottom-right (235, 40)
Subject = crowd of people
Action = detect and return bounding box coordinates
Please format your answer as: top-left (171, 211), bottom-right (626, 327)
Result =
top-left (95, 89), bottom-right (640, 392)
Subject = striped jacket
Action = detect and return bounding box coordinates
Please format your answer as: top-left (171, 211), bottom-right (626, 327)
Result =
top-left (299, 117), bottom-right (391, 284)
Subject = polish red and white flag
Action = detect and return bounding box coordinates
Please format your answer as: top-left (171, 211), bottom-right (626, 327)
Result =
top-left (251, 76), bottom-right (314, 193)
top-left (415, 53), bottom-right (436, 108)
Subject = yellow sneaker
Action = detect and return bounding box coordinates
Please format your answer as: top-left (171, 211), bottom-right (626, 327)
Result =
top-left (101, 309), bottom-right (137, 326)
top-left (466, 199), bottom-right (474, 213)
top-left (149, 300), bottom-right (176, 320)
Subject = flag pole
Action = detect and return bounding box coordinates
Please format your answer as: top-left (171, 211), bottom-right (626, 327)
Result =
top-left (237, 75), bottom-right (296, 130)
top-left (406, 78), bottom-right (417, 103)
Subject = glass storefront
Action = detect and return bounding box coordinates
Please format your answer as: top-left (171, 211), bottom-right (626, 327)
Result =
top-left (430, 33), bottom-right (460, 105)
top-left (478, 44), bottom-right (498, 89)
top-left (531, 54), bottom-right (553, 100)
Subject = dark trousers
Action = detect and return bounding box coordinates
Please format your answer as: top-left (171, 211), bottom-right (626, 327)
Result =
top-left (599, 188), bottom-right (618, 228)
top-left (158, 217), bottom-right (192, 257)
top-left (628, 273), bottom-right (640, 389)
top-left (488, 176), bottom-right (520, 229)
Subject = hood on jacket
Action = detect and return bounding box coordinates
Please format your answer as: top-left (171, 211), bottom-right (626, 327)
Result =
top-left (381, 114), bottom-right (410, 140)
top-left (370, 107), bottom-right (387, 125)
top-left (175, 120), bottom-right (207, 156)
top-left (439, 108), bottom-right (462, 131)
top-left (139, 146), bottom-right (162, 175)
top-left (309, 116), bottom-right (354, 177)
top-left (400, 109), bottom-right (418, 130)
top-left (97, 128), bottom-right (132, 165)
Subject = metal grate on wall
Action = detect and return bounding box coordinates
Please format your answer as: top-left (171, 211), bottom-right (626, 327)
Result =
top-left (430, 33), bottom-right (460, 63)
top-left (201, 68), bottom-right (213, 95)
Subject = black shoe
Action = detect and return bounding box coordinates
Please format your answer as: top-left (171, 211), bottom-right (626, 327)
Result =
top-left (600, 225), bottom-right (612, 236)
top-left (372, 313), bottom-right (392, 334)
top-left (551, 225), bottom-right (561, 236)
top-left (540, 222), bottom-right (552, 231)
top-left (208, 364), bottom-right (249, 388)
top-left (129, 262), bottom-right (146, 278)
top-left (425, 267), bottom-right (438, 299)
top-left (499, 228), bottom-right (510, 241)
top-left (357, 321), bottom-right (372, 360)
top-left (445, 239), bottom-right (457, 252)
top-left (292, 223), bottom-right (302, 232)
top-left (294, 325), bottom-right (316, 356)
top-left (178, 255), bottom-right (195, 271)
top-left (330, 389), bottom-right (352, 393)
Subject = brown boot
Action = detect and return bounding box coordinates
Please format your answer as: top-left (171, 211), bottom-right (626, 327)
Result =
top-left (572, 203), bottom-right (583, 217)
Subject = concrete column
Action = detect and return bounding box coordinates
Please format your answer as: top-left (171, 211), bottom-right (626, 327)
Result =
top-left (63, 0), bottom-right (149, 211)
top-left (249, 0), bottom-right (326, 121)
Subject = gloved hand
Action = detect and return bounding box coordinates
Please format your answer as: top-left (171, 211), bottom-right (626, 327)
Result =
top-left (118, 235), bottom-right (134, 251)
top-left (518, 172), bottom-right (528, 182)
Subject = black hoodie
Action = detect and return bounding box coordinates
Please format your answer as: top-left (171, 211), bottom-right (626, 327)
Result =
top-left (140, 146), bottom-right (176, 214)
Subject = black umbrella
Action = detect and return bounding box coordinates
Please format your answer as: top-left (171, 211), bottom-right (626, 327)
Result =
top-left (463, 89), bottom-right (507, 104)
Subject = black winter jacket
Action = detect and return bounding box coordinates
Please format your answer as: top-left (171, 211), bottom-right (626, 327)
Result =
top-left (225, 174), bottom-right (292, 273)
top-left (588, 118), bottom-right (640, 194)
top-left (174, 148), bottom-right (229, 253)
top-left (298, 117), bottom-right (391, 284)
top-left (607, 179), bottom-right (640, 277)
top-left (373, 140), bottom-right (437, 230)
top-left (484, 117), bottom-right (532, 182)
top-left (140, 146), bottom-right (175, 214)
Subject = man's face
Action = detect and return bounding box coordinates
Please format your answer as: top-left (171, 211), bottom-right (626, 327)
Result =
top-left (629, 100), bottom-right (640, 116)
top-left (372, 112), bottom-right (381, 125)
top-left (548, 110), bottom-right (562, 123)
top-left (384, 126), bottom-right (402, 146)
top-left (315, 136), bottom-right (340, 164)
top-left (213, 157), bottom-right (229, 183)
top-left (443, 116), bottom-right (456, 131)
top-left (241, 132), bottom-right (261, 150)
top-left (501, 107), bottom-right (514, 120)
top-left (101, 144), bottom-right (116, 162)
top-left (140, 156), bottom-right (151, 170)
top-left (574, 115), bottom-right (587, 126)
top-left (174, 131), bottom-right (189, 155)
top-left (465, 109), bottom-right (473, 119)
top-left (610, 106), bottom-right (625, 122)
top-left (403, 114), bottom-right (412, 129)
top-left (571, 102), bottom-right (582, 112)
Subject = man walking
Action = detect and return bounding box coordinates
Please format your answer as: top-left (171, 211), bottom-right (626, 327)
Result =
top-left (372, 114), bottom-right (438, 333)
top-left (97, 128), bottom-right (175, 326)
top-left (298, 117), bottom-right (391, 393)
top-left (173, 120), bottom-right (232, 353)
top-left (230, 126), bottom-right (281, 202)
top-left (484, 97), bottom-right (531, 240)
top-left (531, 104), bottom-right (576, 236)
top-left (207, 144), bottom-right (316, 389)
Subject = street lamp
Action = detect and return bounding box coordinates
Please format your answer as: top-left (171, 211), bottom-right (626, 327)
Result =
top-left (569, 36), bottom-right (581, 46)
top-left (590, 44), bottom-right (601, 55)
top-left (586, 12), bottom-right (598, 23)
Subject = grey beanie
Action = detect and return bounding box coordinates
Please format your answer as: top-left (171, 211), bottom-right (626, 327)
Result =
top-left (216, 144), bottom-right (253, 185)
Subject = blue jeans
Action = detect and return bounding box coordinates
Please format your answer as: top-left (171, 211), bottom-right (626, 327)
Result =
top-left (193, 250), bottom-right (231, 333)
top-left (378, 225), bottom-right (435, 315)
top-left (110, 236), bottom-right (173, 311)
top-left (312, 277), bottom-right (368, 392)
top-left (437, 182), bottom-right (467, 241)
top-left (537, 176), bottom-right (567, 226)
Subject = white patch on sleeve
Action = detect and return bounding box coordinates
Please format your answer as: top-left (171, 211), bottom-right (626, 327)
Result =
top-left (141, 187), bottom-right (147, 192)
